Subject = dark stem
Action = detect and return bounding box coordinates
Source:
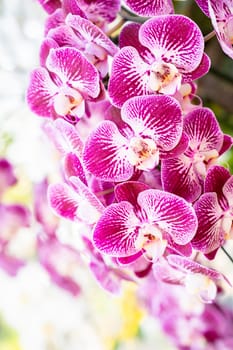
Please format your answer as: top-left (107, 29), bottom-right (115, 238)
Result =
top-left (204, 30), bottom-right (216, 42)
top-left (221, 246), bottom-right (233, 264)
top-left (120, 6), bottom-right (149, 23)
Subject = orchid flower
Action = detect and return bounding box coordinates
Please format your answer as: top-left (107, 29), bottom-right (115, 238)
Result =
top-left (109, 15), bottom-right (209, 107)
top-left (84, 95), bottom-right (183, 182)
top-left (27, 47), bottom-right (100, 123)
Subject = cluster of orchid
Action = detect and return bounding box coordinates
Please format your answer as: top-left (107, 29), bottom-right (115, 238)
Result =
top-left (24, 0), bottom-right (233, 348)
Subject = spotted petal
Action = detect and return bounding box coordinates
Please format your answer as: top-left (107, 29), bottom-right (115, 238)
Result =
top-left (139, 15), bottom-right (204, 72)
top-left (137, 190), bottom-right (197, 245)
top-left (93, 201), bottom-right (141, 257)
top-left (83, 121), bottom-right (133, 182)
top-left (121, 95), bottom-right (183, 151)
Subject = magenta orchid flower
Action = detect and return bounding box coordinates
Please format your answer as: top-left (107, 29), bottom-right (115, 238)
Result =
top-left (46, 14), bottom-right (118, 77)
top-left (124, 0), bottom-right (174, 16)
top-left (27, 47), bottom-right (100, 124)
top-left (109, 15), bottom-right (209, 107)
top-left (161, 107), bottom-right (228, 203)
top-left (84, 95), bottom-right (183, 182)
top-left (93, 186), bottom-right (197, 262)
top-left (192, 165), bottom-right (233, 259)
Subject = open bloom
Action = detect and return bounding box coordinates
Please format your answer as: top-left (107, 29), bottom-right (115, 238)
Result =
top-left (109, 15), bottom-right (209, 107)
top-left (84, 95), bottom-right (183, 182)
top-left (27, 47), bottom-right (100, 123)
top-left (192, 165), bottom-right (233, 259)
top-left (161, 107), bottom-right (230, 203)
top-left (93, 187), bottom-right (197, 261)
top-left (46, 14), bottom-right (118, 77)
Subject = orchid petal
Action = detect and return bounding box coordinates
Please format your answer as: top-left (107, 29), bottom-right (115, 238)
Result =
top-left (121, 95), bottom-right (183, 151)
top-left (137, 189), bottom-right (197, 244)
top-left (93, 201), bottom-right (141, 257)
top-left (125, 0), bottom-right (174, 16)
top-left (108, 46), bottom-right (150, 108)
top-left (83, 121), bottom-right (133, 182)
top-left (139, 15), bottom-right (204, 72)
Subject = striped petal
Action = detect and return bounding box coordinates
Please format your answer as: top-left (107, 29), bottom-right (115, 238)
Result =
top-left (46, 47), bottom-right (100, 97)
top-left (93, 201), bottom-right (141, 257)
top-left (83, 121), bottom-right (133, 182)
top-left (124, 0), bottom-right (174, 16)
top-left (121, 95), bottom-right (183, 151)
top-left (108, 46), bottom-right (150, 108)
top-left (139, 15), bottom-right (204, 72)
top-left (137, 190), bottom-right (197, 245)
top-left (192, 193), bottom-right (224, 254)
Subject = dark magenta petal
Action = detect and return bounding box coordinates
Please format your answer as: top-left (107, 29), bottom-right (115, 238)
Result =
top-left (223, 175), bottom-right (233, 207)
top-left (40, 38), bottom-right (59, 67)
top-left (184, 107), bottom-right (223, 153)
top-left (125, 0), bottom-right (174, 16)
top-left (115, 181), bottom-right (150, 205)
top-left (108, 46), bottom-right (150, 108)
top-left (46, 47), bottom-right (100, 97)
top-left (160, 132), bottom-right (189, 159)
top-left (137, 189), bottom-right (198, 244)
top-left (77, 0), bottom-right (121, 25)
top-left (166, 240), bottom-right (193, 257)
top-left (117, 251), bottom-right (143, 265)
top-left (161, 156), bottom-right (202, 203)
top-left (194, 0), bottom-right (209, 17)
top-left (83, 121), bottom-right (133, 182)
top-left (63, 0), bottom-right (86, 17)
top-left (139, 15), bottom-right (204, 72)
top-left (119, 22), bottom-right (154, 63)
top-left (93, 201), bottom-right (141, 257)
top-left (26, 67), bottom-right (58, 118)
top-left (192, 193), bottom-right (224, 254)
top-left (0, 158), bottom-right (17, 196)
top-left (205, 165), bottom-right (231, 209)
top-left (45, 9), bottom-right (65, 35)
top-left (219, 134), bottom-right (233, 156)
top-left (182, 53), bottom-right (211, 82)
top-left (121, 95), bottom-right (183, 151)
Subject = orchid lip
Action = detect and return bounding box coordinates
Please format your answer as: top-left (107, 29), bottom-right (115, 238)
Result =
top-left (148, 61), bottom-right (182, 94)
top-left (127, 136), bottom-right (159, 171)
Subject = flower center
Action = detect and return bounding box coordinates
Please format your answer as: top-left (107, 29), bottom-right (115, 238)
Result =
top-left (148, 61), bottom-right (182, 95)
top-left (54, 90), bottom-right (84, 117)
top-left (127, 137), bottom-right (159, 171)
top-left (135, 223), bottom-right (167, 261)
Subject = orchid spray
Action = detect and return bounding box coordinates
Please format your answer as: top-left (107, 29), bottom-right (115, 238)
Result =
top-left (25, 1), bottom-right (233, 349)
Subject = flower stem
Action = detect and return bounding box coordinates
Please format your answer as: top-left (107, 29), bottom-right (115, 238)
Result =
top-left (204, 30), bottom-right (216, 42)
top-left (120, 6), bottom-right (149, 23)
top-left (221, 246), bottom-right (233, 264)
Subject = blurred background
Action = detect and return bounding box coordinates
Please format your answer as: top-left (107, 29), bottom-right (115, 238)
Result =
top-left (0, 1), bottom-right (232, 349)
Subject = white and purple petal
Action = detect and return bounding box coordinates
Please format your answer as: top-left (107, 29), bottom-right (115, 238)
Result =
top-left (192, 192), bottom-right (224, 254)
top-left (46, 47), bottom-right (100, 97)
top-left (108, 46), bottom-right (150, 108)
top-left (124, 0), bottom-right (174, 17)
top-left (139, 15), bottom-right (204, 72)
top-left (93, 201), bottom-right (141, 257)
top-left (26, 67), bottom-right (59, 118)
top-left (137, 189), bottom-right (197, 245)
top-left (121, 95), bottom-right (183, 151)
top-left (83, 121), bottom-right (133, 182)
